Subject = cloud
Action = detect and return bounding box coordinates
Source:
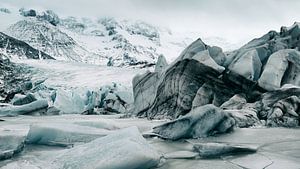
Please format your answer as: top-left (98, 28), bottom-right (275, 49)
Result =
top-left (1, 0), bottom-right (300, 43)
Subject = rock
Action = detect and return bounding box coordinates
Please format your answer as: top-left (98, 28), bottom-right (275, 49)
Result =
top-left (0, 32), bottom-right (54, 59)
top-left (37, 10), bottom-right (60, 26)
top-left (228, 49), bottom-right (262, 81)
top-left (258, 49), bottom-right (300, 90)
top-left (0, 99), bottom-right (48, 116)
top-left (53, 127), bottom-right (161, 169)
top-left (12, 93), bottom-right (37, 106)
top-left (192, 142), bottom-right (257, 158)
top-left (0, 8), bottom-right (11, 14)
top-left (19, 8), bottom-right (37, 17)
top-left (152, 105), bottom-right (235, 140)
top-left (0, 131), bottom-right (26, 160)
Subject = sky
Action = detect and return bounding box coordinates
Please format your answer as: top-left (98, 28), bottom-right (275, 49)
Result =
top-left (1, 0), bottom-right (300, 44)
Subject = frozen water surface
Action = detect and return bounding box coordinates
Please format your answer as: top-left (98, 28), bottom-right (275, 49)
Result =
top-left (0, 115), bottom-right (299, 169)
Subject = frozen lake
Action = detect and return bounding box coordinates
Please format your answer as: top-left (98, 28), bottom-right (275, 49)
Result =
top-left (0, 115), bottom-right (299, 169)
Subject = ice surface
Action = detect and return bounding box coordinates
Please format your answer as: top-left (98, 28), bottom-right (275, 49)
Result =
top-left (0, 115), bottom-right (299, 169)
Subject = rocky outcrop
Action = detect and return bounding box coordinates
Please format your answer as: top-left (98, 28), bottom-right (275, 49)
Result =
top-left (0, 54), bottom-right (35, 103)
top-left (19, 8), bottom-right (60, 26)
top-left (0, 32), bottom-right (53, 59)
top-left (133, 23), bottom-right (300, 128)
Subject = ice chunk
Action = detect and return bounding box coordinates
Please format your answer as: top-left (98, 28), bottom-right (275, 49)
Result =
top-left (53, 126), bottom-right (161, 169)
top-left (192, 50), bottom-right (225, 73)
top-left (12, 93), bottom-right (37, 106)
top-left (53, 89), bottom-right (85, 114)
top-left (0, 100), bottom-right (48, 116)
top-left (229, 49), bottom-right (262, 81)
top-left (192, 142), bottom-right (257, 158)
top-left (26, 123), bottom-right (112, 146)
top-left (0, 131), bottom-right (26, 160)
top-left (164, 151), bottom-right (199, 159)
top-left (152, 105), bottom-right (235, 140)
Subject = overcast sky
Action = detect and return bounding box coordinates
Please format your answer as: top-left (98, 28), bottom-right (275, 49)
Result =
top-left (1, 0), bottom-right (300, 44)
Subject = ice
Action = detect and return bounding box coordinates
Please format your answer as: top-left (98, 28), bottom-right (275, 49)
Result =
top-left (192, 50), bottom-right (225, 73)
top-left (0, 100), bottom-right (48, 116)
top-left (53, 126), bottom-right (162, 169)
top-left (0, 130), bottom-right (26, 160)
top-left (74, 120), bottom-right (119, 130)
top-left (152, 105), bottom-right (235, 140)
top-left (192, 142), bottom-right (257, 158)
top-left (163, 151), bottom-right (198, 159)
top-left (229, 49), bottom-right (262, 80)
top-left (26, 123), bottom-right (112, 146)
top-left (53, 89), bottom-right (85, 114)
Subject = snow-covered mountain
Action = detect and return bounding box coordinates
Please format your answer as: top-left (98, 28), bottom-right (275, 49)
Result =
top-left (6, 18), bottom-right (98, 62)
top-left (0, 32), bottom-right (53, 60)
top-left (0, 7), bottom-right (239, 66)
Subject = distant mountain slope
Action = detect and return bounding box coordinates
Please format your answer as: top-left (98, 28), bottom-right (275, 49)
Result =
top-left (6, 18), bottom-right (98, 62)
top-left (1, 7), bottom-right (239, 66)
top-left (0, 32), bottom-right (53, 59)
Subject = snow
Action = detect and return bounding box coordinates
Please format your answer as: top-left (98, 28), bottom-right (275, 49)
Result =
top-left (16, 59), bottom-right (145, 90)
